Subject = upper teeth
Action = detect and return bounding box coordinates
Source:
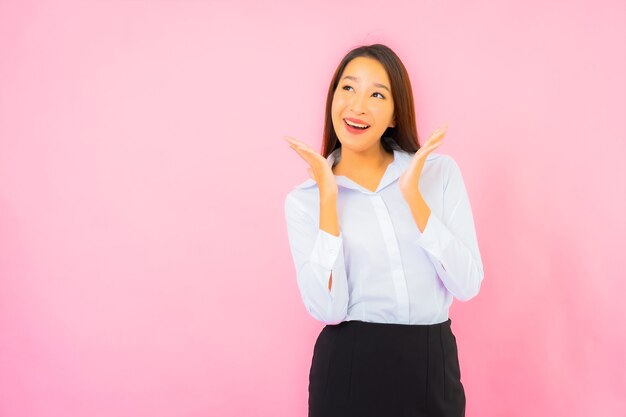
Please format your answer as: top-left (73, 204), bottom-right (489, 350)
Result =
top-left (345, 119), bottom-right (369, 128)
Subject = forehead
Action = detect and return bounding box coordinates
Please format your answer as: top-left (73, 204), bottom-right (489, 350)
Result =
top-left (341, 56), bottom-right (390, 84)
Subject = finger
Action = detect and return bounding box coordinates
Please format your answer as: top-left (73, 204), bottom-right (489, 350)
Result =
top-left (432, 125), bottom-right (448, 138)
top-left (287, 141), bottom-right (306, 154)
top-left (425, 135), bottom-right (446, 148)
top-left (425, 128), bottom-right (447, 146)
top-left (289, 144), bottom-right (319, 165)
top-left (283, 135), bottom-right (300, 144)
top-left (430, 123), bottom-right (449, 137)
top-left (293, 145), bottom-right (318, 158)
top-left (419, 141), bottom-right (444, 156)
top-left (415, 138), bottom-right (444, 157)
top-left (427, 140), bottom-right (445, 151)
top-left (283, 135), bottom-right (311, 149)
top-left (291, 149), bottom-right (313, 164)
top-left (290, 141), bottom-right (315, 156)
top-left (434, 123), bottom-right (449, 133)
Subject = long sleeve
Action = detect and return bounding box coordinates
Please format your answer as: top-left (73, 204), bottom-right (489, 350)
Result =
top-left (416, 157), bottom-right (484, 301)
top-left (284, 193), bottom-right (349, 324)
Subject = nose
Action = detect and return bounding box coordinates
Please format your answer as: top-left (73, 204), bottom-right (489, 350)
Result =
top-left (349, 92), bottom-right (366, 114)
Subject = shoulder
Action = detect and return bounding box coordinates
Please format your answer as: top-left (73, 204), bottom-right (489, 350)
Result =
top-left (292, 176), bottom-right (317, 190)
top-left (427, 153), bottom-right (467, 193)
top-left (399, 149), bottom-right (447, 164)
top-left (433, 152), bottom-right (460, 173)
top-left (284, 185), bottom-right (319, 220)
top-left (402, 150), bottom-right (457, 173)
top-left (430, 153), bottom-right (462, 184)
top-left (404, 151), bottom-right (463, 191)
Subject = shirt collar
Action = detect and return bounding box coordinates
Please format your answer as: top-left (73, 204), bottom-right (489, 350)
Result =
top-left (294, 145), bottom-right (415, 193)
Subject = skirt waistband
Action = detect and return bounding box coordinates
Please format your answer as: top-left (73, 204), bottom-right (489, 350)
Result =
top-left (320, 318), bottom-right (453, 342)
top-left (328, 318), bottom-right (451, 331)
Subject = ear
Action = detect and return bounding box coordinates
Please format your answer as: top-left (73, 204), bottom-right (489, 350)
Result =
top-left (390, 115), bottom-right (396, 128)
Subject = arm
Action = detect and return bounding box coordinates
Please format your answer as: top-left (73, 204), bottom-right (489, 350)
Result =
top-left (319, 193), bottom-right (340, 291)
top-left (406, 157), bottom-right (484, 301)
top-left (284, 193), bottom-right (349, 324)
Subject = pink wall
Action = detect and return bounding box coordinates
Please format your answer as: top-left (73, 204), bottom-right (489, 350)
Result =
top-left (1, 1), bottom-right (624, 416)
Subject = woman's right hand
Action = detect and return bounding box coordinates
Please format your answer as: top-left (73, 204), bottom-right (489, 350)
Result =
top-left (283, 136), bottom-right (338, 196)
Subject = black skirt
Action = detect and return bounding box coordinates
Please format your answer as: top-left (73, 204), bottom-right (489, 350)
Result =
top-left (308, 319), bottom-right (466, 417)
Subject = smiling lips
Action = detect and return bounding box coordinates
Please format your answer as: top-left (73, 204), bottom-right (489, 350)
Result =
top-left (344, 117), bottom-right (370, 135)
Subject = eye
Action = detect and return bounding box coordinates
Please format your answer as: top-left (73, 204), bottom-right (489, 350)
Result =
top-left (341, 85), bottom-right (386, 99)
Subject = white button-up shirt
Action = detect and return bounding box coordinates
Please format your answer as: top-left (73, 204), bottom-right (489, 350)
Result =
top-left (284, 145), bottom-right (484, 325)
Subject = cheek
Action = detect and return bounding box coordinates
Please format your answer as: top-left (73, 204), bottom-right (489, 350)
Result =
top-left (331, 98), bottom-right (343, 118)
top-left (375, 106), bottom-right (394, 121)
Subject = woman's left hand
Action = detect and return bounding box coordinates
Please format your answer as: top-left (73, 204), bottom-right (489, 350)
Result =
top-left (398, 123), bottom-right (449, 199)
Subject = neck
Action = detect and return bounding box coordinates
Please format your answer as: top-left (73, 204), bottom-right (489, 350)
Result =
top-left (333, 142), bottom-right (393, 175)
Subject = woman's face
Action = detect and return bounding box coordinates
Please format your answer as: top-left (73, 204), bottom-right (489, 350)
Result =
top-left (331, 56), bottom-right (396, 153)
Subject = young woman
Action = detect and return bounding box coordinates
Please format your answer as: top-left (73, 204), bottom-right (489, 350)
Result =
top-left (283, 43), bottom-right (484, 417)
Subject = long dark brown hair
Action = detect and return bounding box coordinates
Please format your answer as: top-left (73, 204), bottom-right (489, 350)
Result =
top-left (321, 44), bottom-right (421, 158)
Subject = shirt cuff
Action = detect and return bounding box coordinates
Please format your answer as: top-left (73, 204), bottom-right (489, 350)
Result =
top-left (416, 211), bottom-right (453, 259)
top-left (310, 229), bottom-right (343, 270)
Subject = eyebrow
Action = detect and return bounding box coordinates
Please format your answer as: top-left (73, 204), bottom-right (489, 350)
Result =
top-left (341, 75), bottom-right (391, 93)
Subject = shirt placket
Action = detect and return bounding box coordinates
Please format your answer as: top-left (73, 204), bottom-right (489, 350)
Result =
top-left (370, 193), bottom-right (410, 323)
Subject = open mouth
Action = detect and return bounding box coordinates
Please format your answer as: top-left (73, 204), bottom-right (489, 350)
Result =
top-left (344, 119), bottom-right (370, 130)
